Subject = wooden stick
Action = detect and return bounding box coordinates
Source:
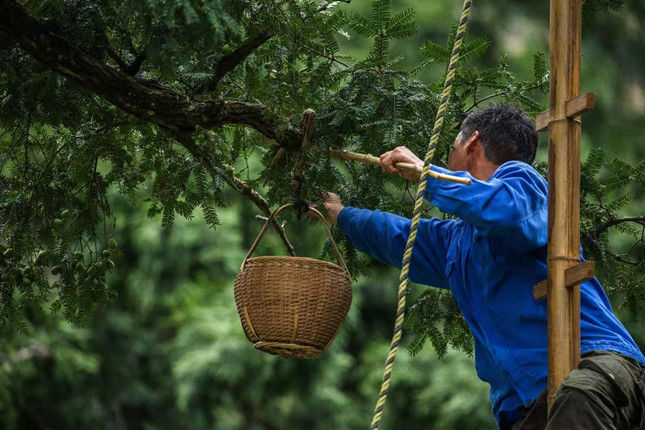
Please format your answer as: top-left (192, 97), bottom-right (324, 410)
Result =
top-left (534, 261), bottom-right (594, 300)
top-left (262, 148), bottom-right (285, 186)
top-left (292, 109), bottom-right (315, 194)
top-left (535, 92), bottom-right (595, 131)
top-left (329, 149), bottom-right (472, 185)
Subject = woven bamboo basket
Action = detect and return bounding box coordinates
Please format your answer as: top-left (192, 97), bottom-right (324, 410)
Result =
top-left (234, 204), bottom-right (352, 359)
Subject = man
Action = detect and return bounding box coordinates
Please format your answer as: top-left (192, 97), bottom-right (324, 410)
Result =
top-left (322, 105), bottom-right (645, 429)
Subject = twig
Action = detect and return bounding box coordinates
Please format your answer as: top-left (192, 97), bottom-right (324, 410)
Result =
top-left (291, 39), bottom-right (350, 68)
top-left (262, 147), bottom-right (286, 186)
top-left (582, 232), bottom-right (642, 267)
top-left (291, 109), bottom-right (315, 195)
top-left (592, 216), bottom-right (645, 238)
top-left (176, 134), bottom-right (295, 255)
top-left (196, 0), bottom-right (349, 91)
top-left (100, 44), bottom-right (130, 72)
top-left (225, 168), bottom-right (295, 255)
top-left (465, 92), bottom-right (506, 112)
top-left (604, 249), bottom-right (640, 267)
top-left (255, 215), bottom-right (287, 228)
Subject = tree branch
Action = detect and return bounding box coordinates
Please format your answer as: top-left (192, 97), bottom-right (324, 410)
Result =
top-left (605, 250), bottom-right (640, 267)
top-left (592, 216), bottom-right (645, 238)
top-left (201, 0), bottom-right (351, 91)
top-left (196, 0), bottom-right (352, 92)
top-left (582, 232), bottom-right (642, 267)
top-left (175, 134), bottom-right (295, 256)
top-left (110, 25), bottom-right (149, 75)
top-left (0, 0), bottom-right (302, 149)
top-left (126, 48), bottom-right (147, 76)
top-left (195, 32), bottom-right (273, 93)
top-left (100, 44), bottom-right (130, 73)
top-left (465, 91), bottom-right (506, 112)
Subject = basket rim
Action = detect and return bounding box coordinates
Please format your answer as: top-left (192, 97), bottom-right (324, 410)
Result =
top-left (244, 255), bottom-right (350, 276)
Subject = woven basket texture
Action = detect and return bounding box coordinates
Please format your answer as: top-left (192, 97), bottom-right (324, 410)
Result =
top-left (234, 255), bottom-right (352, 358)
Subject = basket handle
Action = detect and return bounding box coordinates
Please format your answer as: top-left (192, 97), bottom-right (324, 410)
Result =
top-left (241, 203), bottom-right (350, 278)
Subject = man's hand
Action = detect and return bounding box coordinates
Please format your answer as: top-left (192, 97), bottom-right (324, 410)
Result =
top-left (322, 192), bottom-right (344, 225)
top-left (379, 146), bottom-right (423, 182)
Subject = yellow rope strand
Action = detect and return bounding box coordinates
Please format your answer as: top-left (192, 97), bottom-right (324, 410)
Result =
top-left (369, 1), bottom-right (473, 428)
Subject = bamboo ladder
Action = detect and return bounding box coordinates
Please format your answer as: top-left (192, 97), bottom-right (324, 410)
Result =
top-left (532, 0), bottom-right (597, 408)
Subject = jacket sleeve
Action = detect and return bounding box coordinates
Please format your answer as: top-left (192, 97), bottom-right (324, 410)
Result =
top-left (424, 161), bottom-right (548, 249)
top-left (336, 206), bottom-right (454, 289)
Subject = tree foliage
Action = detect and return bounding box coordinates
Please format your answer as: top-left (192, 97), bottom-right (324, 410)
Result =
top-left (0, 0), bottom-right (643, 358)
top-left (0, 196), bottom-right (498, 429)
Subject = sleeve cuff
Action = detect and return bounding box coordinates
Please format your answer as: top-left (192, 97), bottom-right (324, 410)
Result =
top-left (336, 206), bottom-right (357, 233)
top-left (425, 165), bottom-right (454, 198)
top-left (424, 164), bottom-right (473, 203)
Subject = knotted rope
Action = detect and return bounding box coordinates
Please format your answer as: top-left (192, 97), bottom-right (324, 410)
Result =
top-left (370, 1), bottom-right (473, 428)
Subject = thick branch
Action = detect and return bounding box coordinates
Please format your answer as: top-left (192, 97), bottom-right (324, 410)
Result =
top-left (0, 0), bottom-right (302, 149)
top-left (176, 134), bottom-right (295, 256)
top-left (215, 101), bottom-right (301, 148)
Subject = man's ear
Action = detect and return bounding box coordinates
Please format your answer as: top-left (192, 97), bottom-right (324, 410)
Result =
top-left (463, 130), bottom-right (481, 153)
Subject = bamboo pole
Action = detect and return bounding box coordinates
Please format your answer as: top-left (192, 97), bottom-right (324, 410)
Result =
top-left (546, 0), bottom-right (582, 407)
top-left (329, 149), bottom-right (472, 185)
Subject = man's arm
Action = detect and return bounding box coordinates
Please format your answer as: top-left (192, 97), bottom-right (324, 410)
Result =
top-left (378, 145), bottom-right (548, 249)
top-left (324, 193), bottom-right (454, 289)
top-left (424, 162), bottom-right (548, 249)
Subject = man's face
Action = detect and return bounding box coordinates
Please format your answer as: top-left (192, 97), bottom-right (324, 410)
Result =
top-left (447, 132), bottom-right (469, 172)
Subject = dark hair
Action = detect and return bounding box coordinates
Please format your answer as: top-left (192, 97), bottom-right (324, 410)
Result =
top-left (459, 104), bottom-right (538, 165)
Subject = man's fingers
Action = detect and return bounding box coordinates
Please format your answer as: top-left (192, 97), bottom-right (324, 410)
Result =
top-left (380, 151), bottom-right (390, 172)
top-left (379, 151), bottom-right (389, 173)
top-left (381, 153), bottom-right (399, 174)
top-left (384, 146), bottom-right (421, 178)
top-left (381, 148), bottom-right (415, 174)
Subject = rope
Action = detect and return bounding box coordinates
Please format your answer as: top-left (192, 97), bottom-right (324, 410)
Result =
top-left (369, 1), bottom-right (473, 428)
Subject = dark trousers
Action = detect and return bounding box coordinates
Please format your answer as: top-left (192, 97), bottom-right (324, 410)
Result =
top-left (512, 351), bottom-right (645, 430)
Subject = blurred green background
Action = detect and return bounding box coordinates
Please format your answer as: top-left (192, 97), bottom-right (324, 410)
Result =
top-left (1, 1), bottom-right (644, 429)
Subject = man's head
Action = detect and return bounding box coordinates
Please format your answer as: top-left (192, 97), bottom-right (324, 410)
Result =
top-left (447, 104), bottom-right (538, 179)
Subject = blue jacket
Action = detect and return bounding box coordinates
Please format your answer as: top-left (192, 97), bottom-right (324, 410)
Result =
top-left (337, 160), bottom-right (645, 428)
